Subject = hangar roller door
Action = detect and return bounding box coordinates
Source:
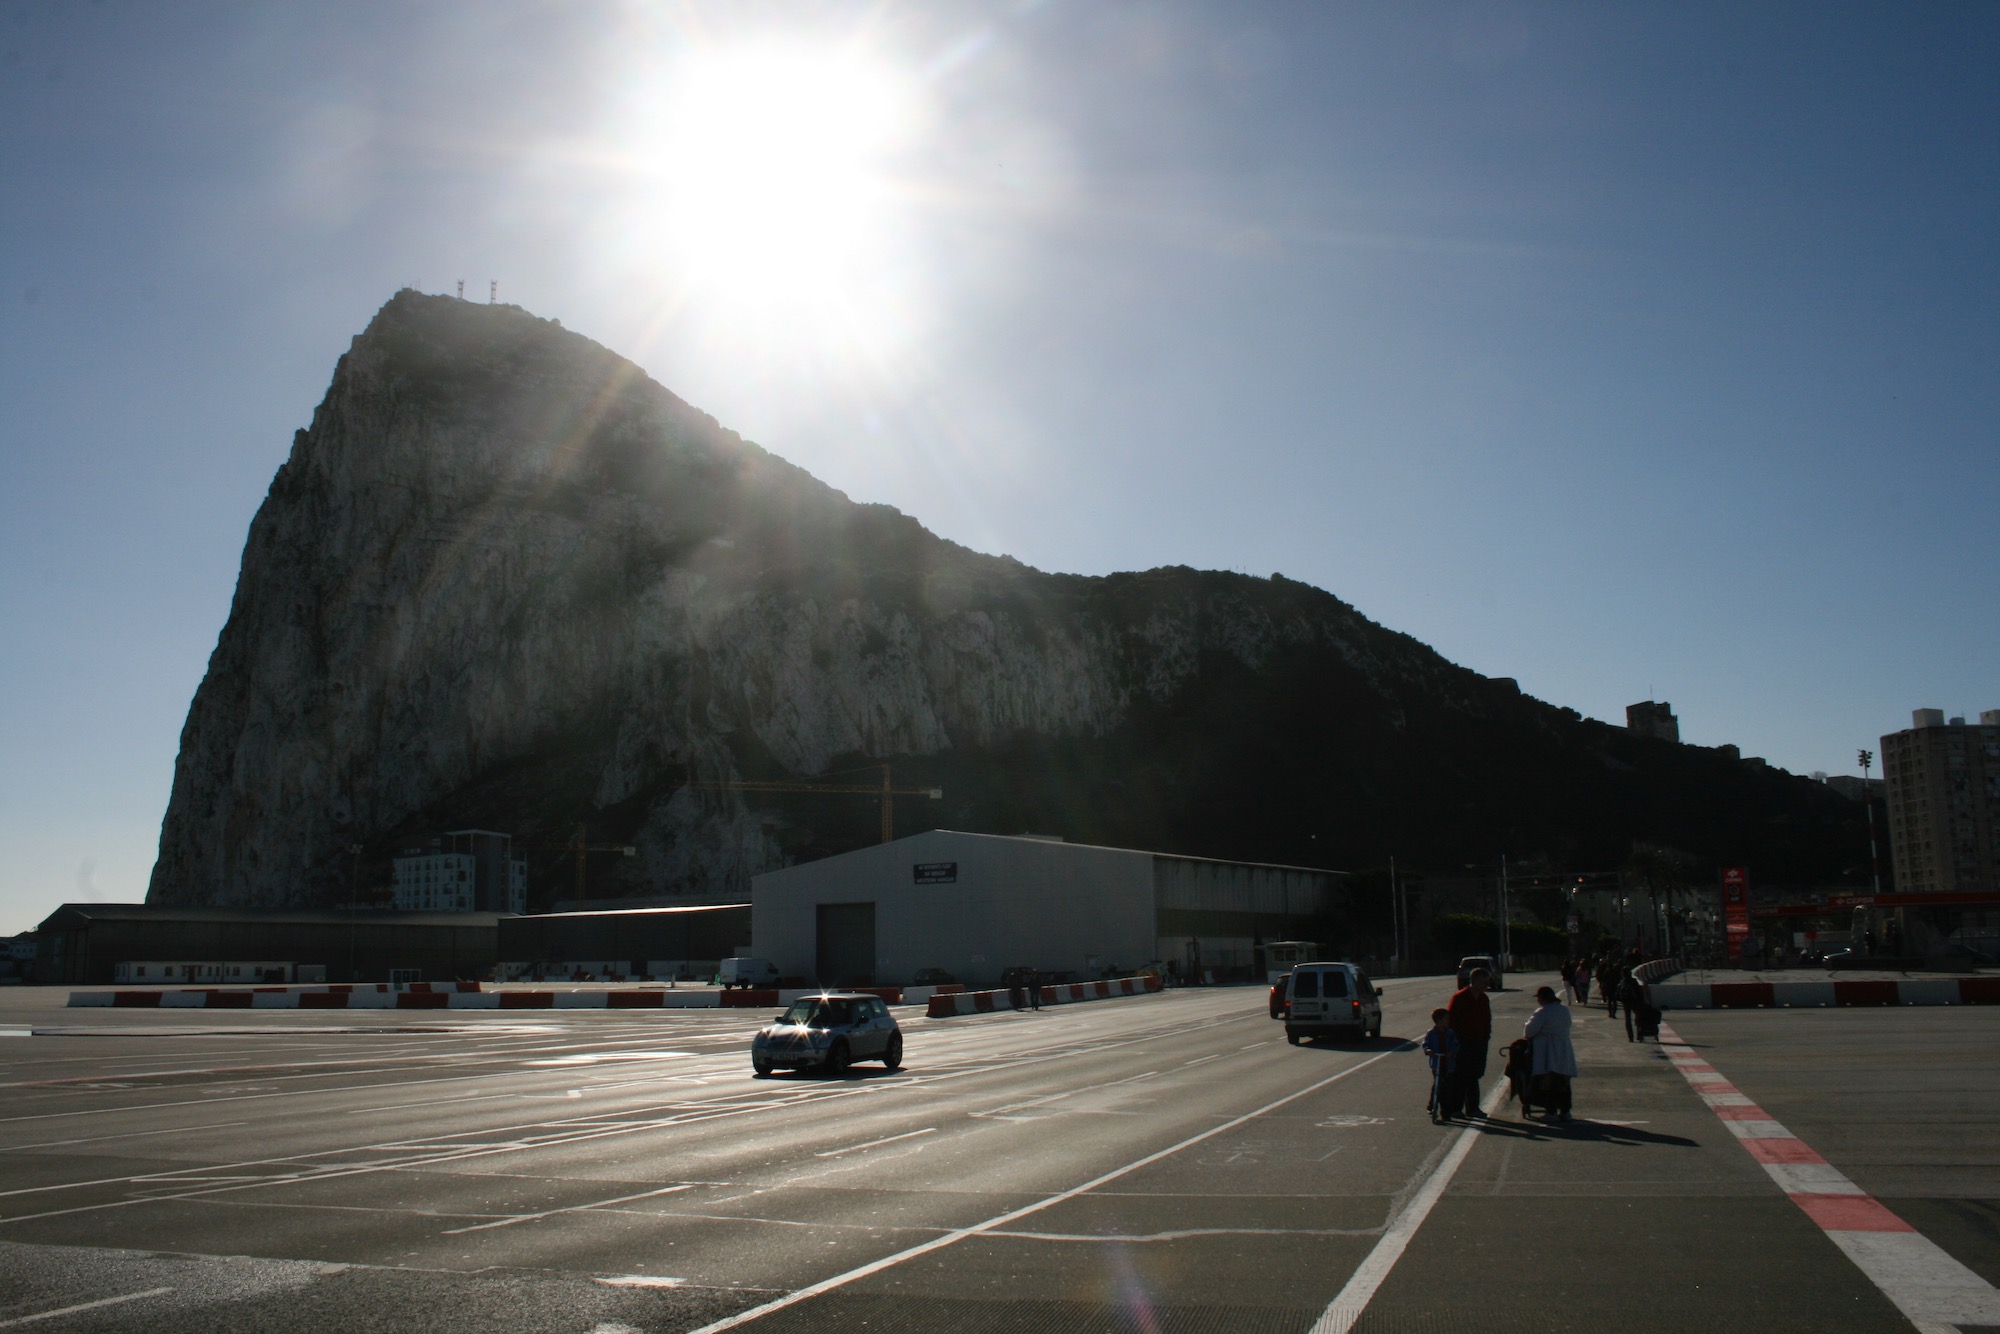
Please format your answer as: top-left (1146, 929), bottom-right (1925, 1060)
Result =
top-left (815, 902), bottom-right (876, 987)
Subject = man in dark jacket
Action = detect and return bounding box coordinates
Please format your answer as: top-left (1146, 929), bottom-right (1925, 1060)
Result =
top-left (1620, 970), bottom-right (1647, 1042)
top-left (1445, 969), bottom-right (1493, 1117)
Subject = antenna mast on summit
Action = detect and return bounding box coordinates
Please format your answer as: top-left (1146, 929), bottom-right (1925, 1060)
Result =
top-left (456, 280), bottom-right (464, 300)
top-left (489, 280), bottom-right (497, 304)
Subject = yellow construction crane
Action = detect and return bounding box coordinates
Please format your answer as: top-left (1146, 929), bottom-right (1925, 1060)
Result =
top-left (685, 763), bottom-right (942, 843)
top-left (520, 823), bottom-right (637, 901)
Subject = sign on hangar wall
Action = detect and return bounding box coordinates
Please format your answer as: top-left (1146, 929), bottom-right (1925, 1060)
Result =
top-left (913, 862), bottom-right (957, 885)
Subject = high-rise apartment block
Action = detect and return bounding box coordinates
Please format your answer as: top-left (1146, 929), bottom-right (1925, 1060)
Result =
top-left (1626, 700), bottom-right (1680, 742)
top-left (1881, 709), bottom-right (2000, 895)
top-left (392, 830), bottom-right (527, 913)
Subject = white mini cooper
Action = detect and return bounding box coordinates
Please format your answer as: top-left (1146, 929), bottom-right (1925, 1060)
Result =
top-left (751, 992), bottom-right (904, 1077)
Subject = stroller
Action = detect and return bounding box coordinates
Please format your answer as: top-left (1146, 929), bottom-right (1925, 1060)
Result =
top-left (1634, 996), bottom-right (1662, 1041)
top-left (1501, 1038), bottom-right (1540, 1118)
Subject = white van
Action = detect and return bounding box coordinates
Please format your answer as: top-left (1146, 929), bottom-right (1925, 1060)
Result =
top-left (1284, 962), bottom-right (1382, 1044)
top-left (718, 957), bottom-right (780, 990)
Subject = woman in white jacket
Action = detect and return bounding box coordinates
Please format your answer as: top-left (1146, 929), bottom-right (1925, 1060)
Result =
top-left (1524, 985), bottom-right (1577, 1123)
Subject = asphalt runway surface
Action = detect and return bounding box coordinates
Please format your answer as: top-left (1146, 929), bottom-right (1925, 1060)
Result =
top-left (1, 980), bottom-right (1995, 1333)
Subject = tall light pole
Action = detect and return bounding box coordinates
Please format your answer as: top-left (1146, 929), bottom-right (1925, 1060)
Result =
top-left (1388, 856), bottom-right (1401, 970)
top-left (346, 842), bottom-right (364, 982)
top-left (1858, 748), bottom-right (1882, 896)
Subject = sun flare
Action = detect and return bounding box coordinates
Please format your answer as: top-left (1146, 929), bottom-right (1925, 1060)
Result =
top-left (608, 40), bottom-right (925, 352)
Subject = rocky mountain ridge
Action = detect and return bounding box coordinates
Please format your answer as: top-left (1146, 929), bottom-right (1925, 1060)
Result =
top-left (148, 292), bottom-right (1866, 908)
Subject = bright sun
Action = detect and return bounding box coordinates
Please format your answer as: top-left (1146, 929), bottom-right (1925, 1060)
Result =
top-left (615, 42), bottom-right (923, 350)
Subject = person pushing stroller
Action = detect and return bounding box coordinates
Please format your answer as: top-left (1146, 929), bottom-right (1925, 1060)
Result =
top-left (1522, 985), bottom-right (1578, 1123)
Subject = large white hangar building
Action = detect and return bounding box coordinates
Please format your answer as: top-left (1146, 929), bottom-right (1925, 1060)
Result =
top-left (750, 830), bottom-right (1342, 989)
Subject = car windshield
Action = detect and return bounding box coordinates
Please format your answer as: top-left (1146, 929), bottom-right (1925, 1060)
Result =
top-left (781, 998), bottom-right (856, 1027)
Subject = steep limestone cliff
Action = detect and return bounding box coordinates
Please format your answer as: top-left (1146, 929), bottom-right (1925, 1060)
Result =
top-left (149, 292), bottom-right (1863, 907)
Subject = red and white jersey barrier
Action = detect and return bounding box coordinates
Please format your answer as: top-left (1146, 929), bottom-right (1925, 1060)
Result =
top-left (927, 974), bottom-right (1162, 1018)
top-left (1660, 1022), bottom-right (2000, 1329)
top-left (1650, 977), bottom-right (2000, 1010)
top-left (68, 984), bottom-right (906, 1010)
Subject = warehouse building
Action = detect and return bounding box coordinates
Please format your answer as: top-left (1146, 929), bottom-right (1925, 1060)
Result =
top-left (751, 831), bottom-right (1342, 989)
top-left (496, 902), bottom-right (749, 980)
top-left (31, 904), bottom-right (504, 985)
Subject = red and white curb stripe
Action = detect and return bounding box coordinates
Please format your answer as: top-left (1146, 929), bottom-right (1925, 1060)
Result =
top-left (1651, 977), bottom-right (2000, 1010)
top-left (927, 975), bottom-right (1163, 1018)
top-left (1659, 1022), bottom-right (2000, 1332)
top-left (67, 984), bottom-right (924, 1011)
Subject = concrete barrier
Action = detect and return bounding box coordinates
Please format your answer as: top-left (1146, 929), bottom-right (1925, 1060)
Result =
top-left (71, 982), bottom-right (912, 1011)
top-left (927, 974), bottom-right (1163, 1018)
top-left (1650, 977), bottom-right (1998, 1010)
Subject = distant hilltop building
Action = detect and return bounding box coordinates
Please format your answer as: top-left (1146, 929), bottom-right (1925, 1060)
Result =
top-left (1626, 700), bottom-right (1680, 742)
top-left (1821, 774), bottom-right (1885, 802)
top-left (392, 830), bottom-right (526, 914)
top-left (1881, 709), bottom-right (2000, 897)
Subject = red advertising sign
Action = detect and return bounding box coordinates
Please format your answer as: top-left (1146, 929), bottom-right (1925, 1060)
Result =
top-left (1722, 867), bottom-right (1750, 963)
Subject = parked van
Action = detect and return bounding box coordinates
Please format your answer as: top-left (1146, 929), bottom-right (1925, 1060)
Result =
top-left (718, 957), bottom-right (780, 990)
top-left (1284, 962), bottom-right (1382, 1044)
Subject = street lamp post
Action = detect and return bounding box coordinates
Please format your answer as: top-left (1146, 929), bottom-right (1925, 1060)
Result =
top-left (1858, 749), bottom-right (1882, 897)
top-left (346, 842), bottom-right (364, 982)
top-left (1389, 856), bottom-right (1402, 972)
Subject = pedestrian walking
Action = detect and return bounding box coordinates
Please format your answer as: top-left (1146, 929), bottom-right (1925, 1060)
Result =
top-left (1027, 968), bottom-right (1042, 1011)
top-left (1523, 986), bottom-right (1577, 1123)
top-left (1560, 959), bottom-right (1577, 1004)
top-left (1575, 964), bottom-right (1591, 1007)
top-left (1422, 1008), bottom-right (1459, 1123)
top-left (1602, 959), bottom-right (1620, 1018)
top-left (1619, 969), bottom-right (1645, 1042)
top-left (1445, 968), bottom-right (1493, 1118)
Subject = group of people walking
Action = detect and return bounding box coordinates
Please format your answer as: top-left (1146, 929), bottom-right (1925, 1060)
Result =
top-left (1422, 967), bottom-right (1580, 1125)
top-left (1563, 950), bottom-right (1660, 1042)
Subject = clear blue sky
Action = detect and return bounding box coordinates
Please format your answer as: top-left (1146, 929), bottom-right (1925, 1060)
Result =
top-left (3, 2), bottom-right (1995, 934)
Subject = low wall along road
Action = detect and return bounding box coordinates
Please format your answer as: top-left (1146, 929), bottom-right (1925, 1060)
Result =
top-left (1651, 976), bottom-right (2000, 1009)
top-left (927, 975), bottom-right (1162, 1016)
top-left (70, 977), bottom-right (1171, 1013)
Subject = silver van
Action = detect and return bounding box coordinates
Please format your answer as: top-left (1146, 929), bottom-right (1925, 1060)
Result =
top-left (1284, 962), bottom-right (1382, 1044)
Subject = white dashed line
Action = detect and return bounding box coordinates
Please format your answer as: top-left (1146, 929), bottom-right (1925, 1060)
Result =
top-left (813, 1127), bottom-right (936, 1157)
top-left (0, 1288), bottom-right (174, 1328)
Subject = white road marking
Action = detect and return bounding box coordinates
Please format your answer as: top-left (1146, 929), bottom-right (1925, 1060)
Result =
top-left (813, 1127), bottom-right (936, 1158)
top-left (441, 1183), bottom-right (696, 1234)
top-left (0, 1002), bottom-right (1259, 1225)
top-left (681, 1042), bottom-right (1414, 1334)
top-left (0, 1121), bottom-right (251, 1152)
top-left (1309, 1079), bottom-right (1510, 1334)
top-left (0, 1287), bottom-right (174, 1328)
top-left (525, 1052), bottom-right (697, 1066)
top-left (990, 1224), bottom-right (1378, 1243)
top-left (1181, 1054), bottom-right (1221, 1067)
top-left (595, 1275), bottom-right (686, 1288)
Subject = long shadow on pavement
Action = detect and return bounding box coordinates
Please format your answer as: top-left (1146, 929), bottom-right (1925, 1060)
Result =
top-left (1447, 1113), bottom-right (1699, 1148)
